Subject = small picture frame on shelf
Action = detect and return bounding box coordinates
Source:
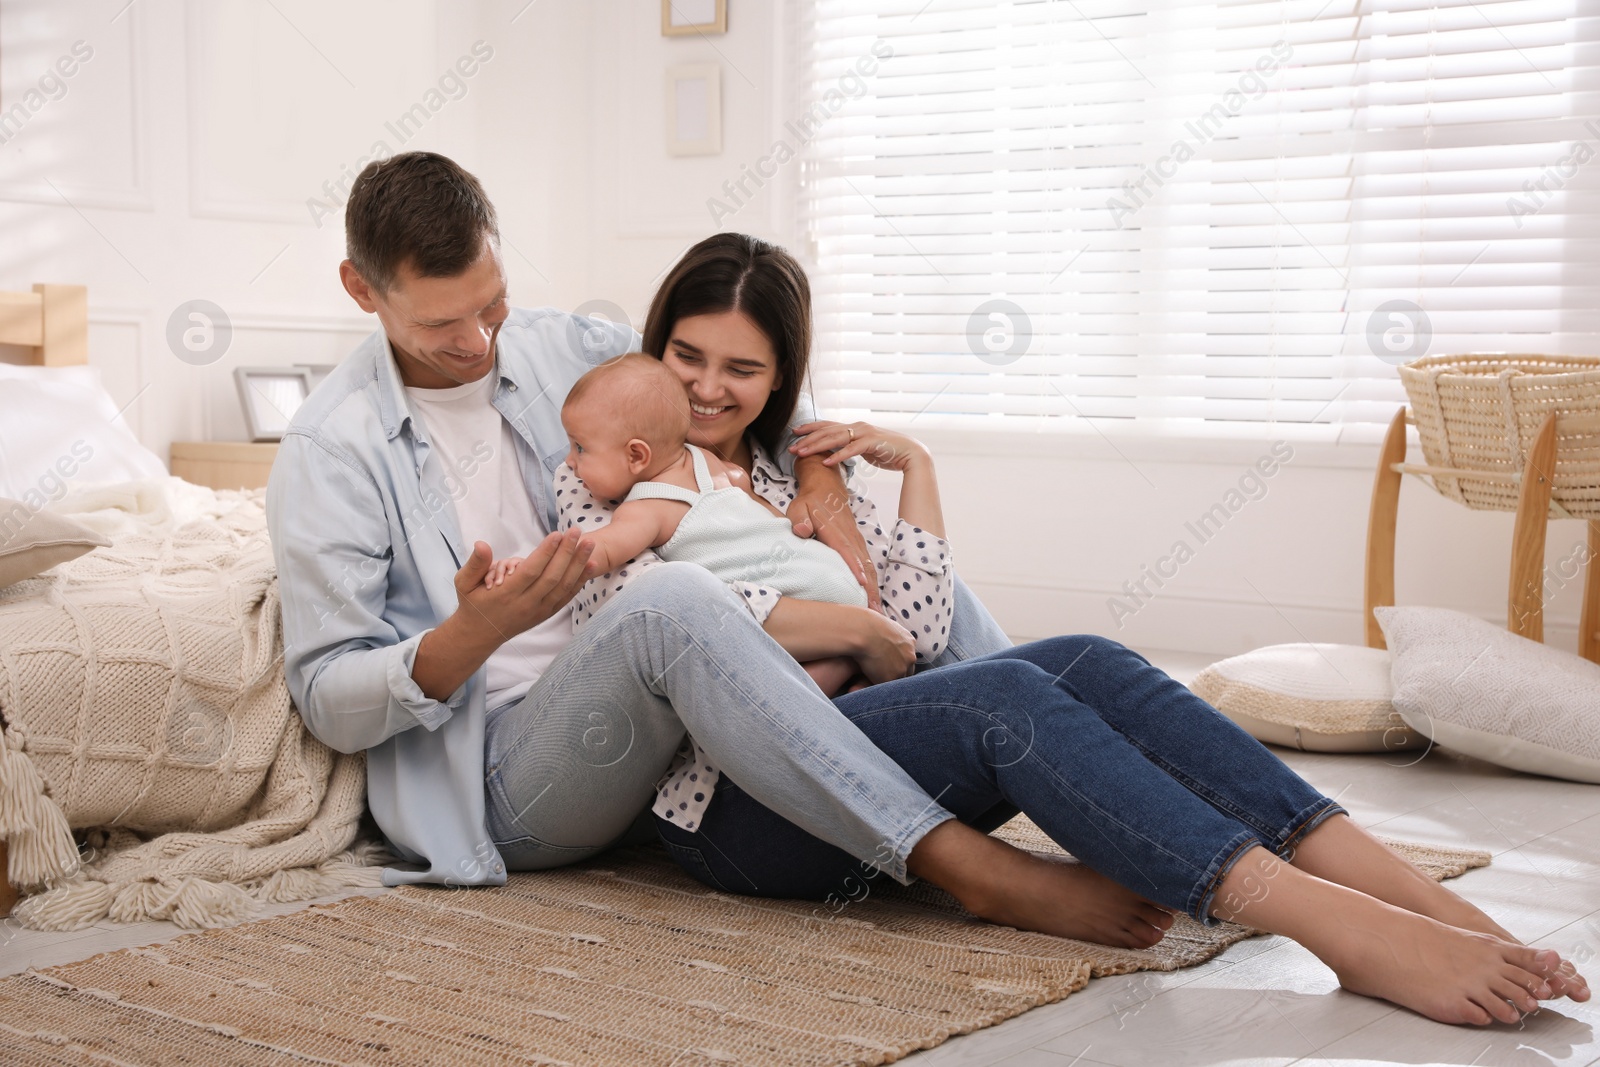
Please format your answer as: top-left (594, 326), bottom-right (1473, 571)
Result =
top-left (665, 63), bottom-right (722, 156)
top-left (661, 0), bottom-right (726, 36)
top-left (234, 366), bottom-right (314, 442)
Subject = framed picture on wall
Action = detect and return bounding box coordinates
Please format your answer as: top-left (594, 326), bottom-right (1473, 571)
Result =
top-left (661, 0), bottom-right (727, 36)
top-left (665, 63), bottom-right (722, 156)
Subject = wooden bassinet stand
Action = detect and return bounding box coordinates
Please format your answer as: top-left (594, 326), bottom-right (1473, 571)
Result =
top-left (1366, 405), bottom-right (1600, 665)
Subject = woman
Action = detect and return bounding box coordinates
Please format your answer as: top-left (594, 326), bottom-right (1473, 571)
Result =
top-left (554, 232), bottom-right (1589, 1027)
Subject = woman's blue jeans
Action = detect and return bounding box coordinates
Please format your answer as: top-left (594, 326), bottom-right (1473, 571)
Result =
top-left (656, 634), bottom-right (1347, 924)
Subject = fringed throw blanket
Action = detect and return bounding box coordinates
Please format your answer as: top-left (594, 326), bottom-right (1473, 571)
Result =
top-left (0, 478), bottom-right (381, 931)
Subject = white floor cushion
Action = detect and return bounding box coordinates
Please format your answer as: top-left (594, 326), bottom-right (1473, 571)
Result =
top-left (1188, 643), bottom-right (1424, 753)
top-left (1376, 606), bottom-right (1600, 785)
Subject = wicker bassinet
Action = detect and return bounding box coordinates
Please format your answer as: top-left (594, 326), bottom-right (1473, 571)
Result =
top-left (1398, 354), bottom-right (1600, 519)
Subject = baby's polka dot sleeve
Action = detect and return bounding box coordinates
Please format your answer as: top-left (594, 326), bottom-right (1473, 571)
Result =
top-left (554, 463), bottom-right (661, 629)
top-left (728, 579), bottom-right (781, 626)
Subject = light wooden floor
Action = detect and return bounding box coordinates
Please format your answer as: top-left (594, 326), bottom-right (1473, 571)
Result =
top-left (912, 746), bottom-right (1600, 1067)
top-left (3, 653), bottom-right (1597, 1066)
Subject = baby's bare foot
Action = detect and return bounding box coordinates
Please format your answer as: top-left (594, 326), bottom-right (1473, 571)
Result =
top-left (1321, 905), bottom-right (1581, 1025)
top-left (967, 853), bottom-right (1175, 949)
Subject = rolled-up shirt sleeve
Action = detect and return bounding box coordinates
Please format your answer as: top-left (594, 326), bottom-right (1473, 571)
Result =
top-left (267, 433), bottom-right (466, 755)
top-left (875, 519), bottom-right (954, 663)
top-left (844, 486), bottom-right (954, 664)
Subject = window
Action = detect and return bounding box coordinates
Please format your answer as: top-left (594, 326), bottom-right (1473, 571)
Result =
top-left (792, 0), bottom-right (1600, 441)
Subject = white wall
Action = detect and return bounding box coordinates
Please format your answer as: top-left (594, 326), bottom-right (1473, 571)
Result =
top-left (0, 0), bottom-right (520, 459)
top-left (549, 1), bottom-right (1595, 658)
top-left (912, 429), bottom-right (1595, 656)
top-left (4, 0), bottom-right (1591, 659)
top-left (561, 0), bottom-right (794, 328)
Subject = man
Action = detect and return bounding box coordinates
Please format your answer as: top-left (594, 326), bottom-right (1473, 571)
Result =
top-left (268, 151), bottom-right (1048, 928)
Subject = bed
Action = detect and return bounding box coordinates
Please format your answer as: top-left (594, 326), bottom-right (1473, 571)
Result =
top-left (0, 282), bottom-right (376, 929)
top-left (0, 283), bottom-right (88, 915)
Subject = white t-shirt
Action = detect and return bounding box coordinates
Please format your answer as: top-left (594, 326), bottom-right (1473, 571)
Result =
top-left (404, 369), bottom-right (572, 710)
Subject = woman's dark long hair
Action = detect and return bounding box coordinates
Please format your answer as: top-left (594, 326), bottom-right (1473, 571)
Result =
top-left (641, 233), bottom-right (811, 457)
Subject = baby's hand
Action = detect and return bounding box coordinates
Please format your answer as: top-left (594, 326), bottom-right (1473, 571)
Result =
top-left (484, 556), bottom-right (523, 589)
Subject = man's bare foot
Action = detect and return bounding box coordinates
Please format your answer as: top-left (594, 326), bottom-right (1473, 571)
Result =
top-left (908, 821), bottom-right (1175, 948)
top-left (1217, 844), bottom-right (1587, 1025)
top-left (1290, 814), bottom-right (1591, 1001)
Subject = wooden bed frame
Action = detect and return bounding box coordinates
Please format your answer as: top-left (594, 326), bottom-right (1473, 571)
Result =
top-left (0, 283), bottom-right (89, 367)
top-left (0, 282), bottom-right (89, 916)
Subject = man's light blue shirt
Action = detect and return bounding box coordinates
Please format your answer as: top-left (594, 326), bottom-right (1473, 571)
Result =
top-left (266, 307), bottom-right (816, 887)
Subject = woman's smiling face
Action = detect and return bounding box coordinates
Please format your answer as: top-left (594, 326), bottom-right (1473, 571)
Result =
top-left (660, 309), bottom-right (782, 459)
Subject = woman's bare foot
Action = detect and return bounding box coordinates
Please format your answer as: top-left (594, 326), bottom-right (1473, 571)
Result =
top-left (908, 820), bottom-right (1175, 948)
top-left (1290, 814), bottom-right (1591, 1002)
top-left (1290, 814), bottom-right (1514, 938)
top-left (1323, 908), bottom-right (1568, 1025)
top-left (1218, 844), bottom-right (1587, 1025)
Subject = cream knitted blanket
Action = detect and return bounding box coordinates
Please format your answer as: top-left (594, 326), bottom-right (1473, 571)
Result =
top-left (0, 478), bottom-right (383, 931)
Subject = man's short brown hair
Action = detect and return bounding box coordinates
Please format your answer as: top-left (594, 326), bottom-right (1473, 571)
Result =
top-left (344, 152), bottom-right (498, 292)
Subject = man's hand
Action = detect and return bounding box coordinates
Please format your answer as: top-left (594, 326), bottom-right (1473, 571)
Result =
top-left (413, 529), bottom-right (593, 702)
top-left (788, 451), bottom-right (881, 611)
top-left (453, 528), bottom-right (593, 642)
top-left (484, 556), bottom-right (523, 588)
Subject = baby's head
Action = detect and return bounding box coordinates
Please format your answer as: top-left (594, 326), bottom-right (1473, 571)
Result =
top-left (561, 352), bottom-right (691, 501)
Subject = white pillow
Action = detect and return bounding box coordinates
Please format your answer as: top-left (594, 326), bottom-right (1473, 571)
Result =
top-left (0, 364), bottom-right (167, 504)
top-left (1189, 643), bottom-right (1424, 753)
top-left (1376, 606), bottom-right (1600, 785)
top-left (0, 498), bottom-right (110, 588)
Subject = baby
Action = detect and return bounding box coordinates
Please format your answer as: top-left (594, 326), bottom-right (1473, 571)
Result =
top-left (487, 353), bottom-right (872, 685)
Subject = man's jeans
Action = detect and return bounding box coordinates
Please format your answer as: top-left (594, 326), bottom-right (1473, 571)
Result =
top-left (656, 635), bottom-right (1347, 924)
top-left (482, 562), bottom-right (956, 883)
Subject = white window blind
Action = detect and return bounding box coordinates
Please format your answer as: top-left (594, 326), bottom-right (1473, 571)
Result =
top-left (792, 0), bottom-right (1600, 440)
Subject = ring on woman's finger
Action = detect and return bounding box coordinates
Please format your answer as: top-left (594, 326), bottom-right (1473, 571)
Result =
top-left (847, 426), bottom-right (855, 441)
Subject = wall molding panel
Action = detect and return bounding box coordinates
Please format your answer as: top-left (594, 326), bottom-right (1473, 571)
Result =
top-left (0, 4), bottom-right (155, 211)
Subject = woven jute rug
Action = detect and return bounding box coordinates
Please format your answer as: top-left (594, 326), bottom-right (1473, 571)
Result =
top-left (0, 817), bottom-right (1489, 1066)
